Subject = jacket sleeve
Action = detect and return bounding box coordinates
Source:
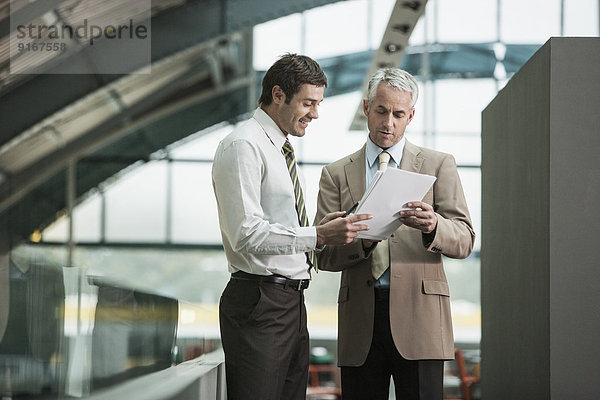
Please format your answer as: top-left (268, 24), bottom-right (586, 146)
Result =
top-left (314, 165), bottom-right (373, 271)
top-left (425, 154), bottom-right (475, 259)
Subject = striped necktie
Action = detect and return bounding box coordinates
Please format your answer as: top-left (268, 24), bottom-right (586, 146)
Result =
top-left (372, 151), bottom-right (391, 279)
top-left (282, 140), bottom-right (317, 271)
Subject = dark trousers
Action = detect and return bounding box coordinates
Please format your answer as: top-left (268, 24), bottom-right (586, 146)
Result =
top-left (341, 290), bottom-right (444, 400)
top-left (219, 278), bottom-right (309, 400)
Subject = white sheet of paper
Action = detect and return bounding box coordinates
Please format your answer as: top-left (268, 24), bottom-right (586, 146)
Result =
top-left (355, 168), bottom-right (436, 240)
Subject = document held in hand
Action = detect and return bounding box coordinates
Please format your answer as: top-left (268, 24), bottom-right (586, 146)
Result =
top-left (354, 168), bottom-right (436, 240)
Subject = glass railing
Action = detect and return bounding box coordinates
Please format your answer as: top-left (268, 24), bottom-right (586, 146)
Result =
top-left (2, 244), bottom-right (481, 399)
top-left (0, 246), bottom-right (220, 399)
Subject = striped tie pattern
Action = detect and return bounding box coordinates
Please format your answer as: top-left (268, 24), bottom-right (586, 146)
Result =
top-left (372, 151), bottom-right (391, 279)
top-left (282, 140), bottom-right (317, 271)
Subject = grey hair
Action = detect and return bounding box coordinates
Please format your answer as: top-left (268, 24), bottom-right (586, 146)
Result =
top-left (366, 68), bottom-right (419, 108)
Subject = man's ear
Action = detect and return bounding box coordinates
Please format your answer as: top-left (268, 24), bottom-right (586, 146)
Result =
top-left (272, 85), bottom-right (285, 105)
top-left (362, 99), bottom-right (369, 117)
top-left (407, 108), bottom-right (415, 124)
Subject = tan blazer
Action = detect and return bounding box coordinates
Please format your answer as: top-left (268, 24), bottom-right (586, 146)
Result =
top-left (314, 140), bottom-right (475, 365)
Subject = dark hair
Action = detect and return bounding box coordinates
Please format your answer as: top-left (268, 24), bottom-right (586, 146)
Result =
top-left (258, 53), bottom-right (327, 106)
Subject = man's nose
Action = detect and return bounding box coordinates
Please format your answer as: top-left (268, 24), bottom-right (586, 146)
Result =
top-left (309, 105), bottom-right (319, 119)
top-left (383, 112), bottom-right (394, 127)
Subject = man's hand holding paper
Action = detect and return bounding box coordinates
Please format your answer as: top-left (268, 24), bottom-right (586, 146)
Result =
top-left (399, 201), bottom-right (437, 234)
top-left (352, 168), bottom-right (436, 241)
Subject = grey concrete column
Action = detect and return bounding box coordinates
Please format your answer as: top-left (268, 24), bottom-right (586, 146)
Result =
top-left (481, 37), bottom-right (600, 399)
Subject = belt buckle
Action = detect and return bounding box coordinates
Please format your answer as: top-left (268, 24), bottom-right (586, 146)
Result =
top-left (293, 279), bottom-right (303, 291)
top-left (286, 279), bottom-right (302, 291)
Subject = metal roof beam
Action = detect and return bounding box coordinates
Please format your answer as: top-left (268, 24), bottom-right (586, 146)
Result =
top-left (0, 0), bottom-right (346, 145)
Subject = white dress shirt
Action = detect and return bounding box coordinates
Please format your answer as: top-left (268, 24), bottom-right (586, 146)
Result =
top-left (212, 108), bottom-right (316, 279)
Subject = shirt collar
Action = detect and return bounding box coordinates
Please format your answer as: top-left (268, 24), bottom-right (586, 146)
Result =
top-left (366, 136), bottom-right (406, 168)
top-left (253, 107), bottom-right (287, 150)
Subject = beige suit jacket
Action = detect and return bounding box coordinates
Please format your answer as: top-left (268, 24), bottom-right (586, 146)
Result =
top-left (315, 140), bottom-right (475, 365)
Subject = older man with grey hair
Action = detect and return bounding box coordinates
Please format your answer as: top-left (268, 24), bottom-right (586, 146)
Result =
top-left (315, 68), bottom-right (475, 399)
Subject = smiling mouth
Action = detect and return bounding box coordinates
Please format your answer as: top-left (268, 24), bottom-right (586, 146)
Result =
top-left (299, 119), bottom-right (310, 128)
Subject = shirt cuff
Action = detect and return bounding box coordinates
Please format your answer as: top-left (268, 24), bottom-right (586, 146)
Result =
top-left (296, 225), bottom-right (318, 252)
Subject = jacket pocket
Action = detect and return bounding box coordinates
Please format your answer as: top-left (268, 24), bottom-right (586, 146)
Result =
top-left (422, 279), bottom-right (450, 297)
top-left (338, 286), bottom-right (349, 303)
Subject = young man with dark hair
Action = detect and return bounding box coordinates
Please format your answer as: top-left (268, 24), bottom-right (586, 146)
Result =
top-left (212, 53), bottom-right (371, 400)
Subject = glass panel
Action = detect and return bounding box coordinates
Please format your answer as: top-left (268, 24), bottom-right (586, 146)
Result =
top-left (408, 7), bottom-right (427, 45)
top-left (42, 192), bottom-right (102, 243)
top-left (500, 0), bottom-right (561, 43)
top-left (104, 161), bottom-right (167, 242)
top-left (403, 131), bottom-right (426, 147)
top-left (437, 0), bottom-right (498, 42)
top-left (79, 247), bottom-right (228, 304)
top-left (78, 246), bottom-right (225, 368)
top-left (304, 1), bottom-right (369, 59)
top-left (299, 165), bottom-right (325, 223)
top-left (457, 167), bottom-right (481, 252)
top-left (434, 78), bottom-right (497, 134)
top-left (73, 194), bottom-right (102, 242)
top-left (168, 123), bottom-right (233, 160)
top-left (2, 244), bottom-right (219, 398)
top-left (370, 0), bottom-right (397, 48)
top-left (406, 80), bottom-right (426, 134)
top-left (88, 280), bottom-right (177, 390)
top-left (253, 13), bottom-right (302, 70)
top-left (433, 133), bottom-right (481, 165)
top-left (304, 267), bottom-right (341, 339)
top-left (1, 246), bottom-right (71, 397)
top-left (42, 214), bottom-right (69, 242)
top-left (445, 255), bottom-right (481, 344)
top-left (170, 162), bottom-right (222, 244)
top-left (564, 0), bottom-right (599, 36)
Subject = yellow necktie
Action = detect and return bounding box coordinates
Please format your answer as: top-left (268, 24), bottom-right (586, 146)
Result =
top-left (371, 151), bottom-right (391, 279)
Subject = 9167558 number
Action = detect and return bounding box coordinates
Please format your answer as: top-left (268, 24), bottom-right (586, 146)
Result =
top-left (17, 42), bottom-right (66, 52)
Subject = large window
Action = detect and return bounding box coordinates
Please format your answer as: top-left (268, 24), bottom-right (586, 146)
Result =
top-left (36, 0), bottom-right (600, 347)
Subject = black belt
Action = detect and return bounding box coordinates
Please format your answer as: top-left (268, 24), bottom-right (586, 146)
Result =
top-left (231, 271), bottom-right (309, 291)
top-left (374, 287), bottom-right (390, 301)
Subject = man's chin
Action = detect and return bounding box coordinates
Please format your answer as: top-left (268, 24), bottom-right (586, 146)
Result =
top-left (290, 127), bottom-right (307, 137)
top-left (374, 139), bottom-right (392, 149)
top-left (374, 134), bottom-right (399, 149)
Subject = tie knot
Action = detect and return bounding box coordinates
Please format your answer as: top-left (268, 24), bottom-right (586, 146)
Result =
top-left (282, 140), bottom-right (294, 155)
top-left (378, 151), bottom-right (391, 171)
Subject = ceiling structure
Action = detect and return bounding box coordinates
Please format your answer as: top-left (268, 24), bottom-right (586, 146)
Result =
top-left (0, 0), bottom-right (538, 249)
top-left (0, 0), bottom-right (350, 246)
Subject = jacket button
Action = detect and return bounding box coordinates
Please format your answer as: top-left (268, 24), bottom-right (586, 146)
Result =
top-left (367, 279), bottom-right (373, 287)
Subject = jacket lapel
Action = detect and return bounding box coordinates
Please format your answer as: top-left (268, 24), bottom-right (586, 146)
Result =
top-left (400, 140), bottom-right (424, 173)
top-left (344, 145), bottom-right (366, 204)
